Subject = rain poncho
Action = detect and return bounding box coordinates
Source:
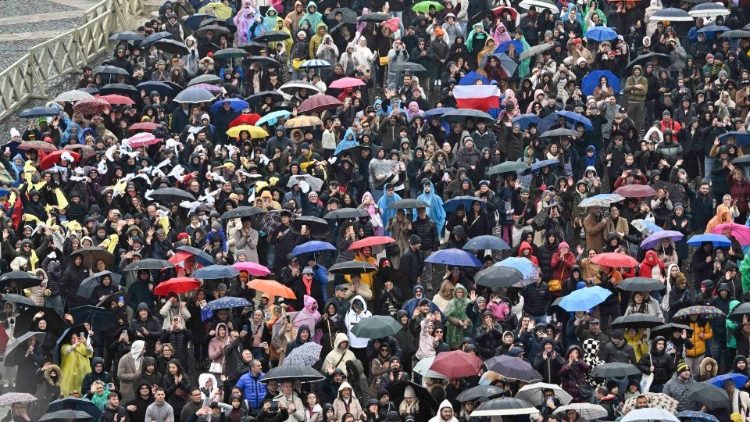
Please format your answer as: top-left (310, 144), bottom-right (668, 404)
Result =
top-left (334, 128), bottom-right (359, 156)
top-left (377, 186), bottom-right (402, 235)
top-left (301, 1), bottom-right (323, 31)
top-left (61, 122), bottom-right (83, 146)
top-left (60, 339), bottom-right (94, 396)
top-left (444, 284), bottom-right (471, 349)
top-left (263, 7), bottom-right (282, 32)
top-left (417, 181), bottom-right (446, 233)
top-left (233, 1), bottom-right (258, 45)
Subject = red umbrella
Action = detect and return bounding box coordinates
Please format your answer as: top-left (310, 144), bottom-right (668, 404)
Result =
top-left (492, 5), bottom-right (519, 20)
top-left (154, 277), bottom-right (200, 296)
top-left (73, 98), bottom-right (110, 115)
top-left (128, 122), bottom-right (162, 132)
top-left (614, 184), bottom-right (656, 198)
top-left (17, 141), bottom-right (58, 153)
top-left (168, 251), bottom-right (194, 266)
top-left (64, 144), bottom-right (96, 160)
top-left (348, 236), bottom-right (396, 251)
top-left (229, 113), bottom-right (261, 128)
top-left (128, 132), bottom-right (162, 148)
top-left (100, 94), bottom-right (135, 105)
top-left (591, 252), bottom-right (639, 268)
top-left (40, 150), bottom-right (80, 170)
top-left (299, 95), bottom-right (343, 114)
top-left (329, 77), bottom-right (366, 89)
top-left (430, 350), bottom-right (483, 378)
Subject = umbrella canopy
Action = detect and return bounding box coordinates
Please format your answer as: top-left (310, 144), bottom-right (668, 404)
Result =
top-left (126, 132), bottom-right (160, 148)
top-left (93, 65), bottom-right (130, 76)
top-left (110, 31), bottom-right (145, 42)
top-left (100, 94), bottom-right (135, 105)
top-left (328, 261), bottom-right (378, 275)
top-left (150, 187), bottom-right (194, 204)
top-left (494, 257), bottom-right (539, 281)
top-left (210, 98), bottom-right (249, 113)
top-left (592, 362), bottom-right (642, 378)
top-left (442, 109), bottom-right (496, 122)
top-left (72, 98), bottom-right (110, 116)
top-left (174, 245), bottom-right (214, 266)
top-left (39, 409), bottom-right (93, 421)
top-left (123, 258), bottom-right (173, 272)
top-left (152, 39), bottom-right (190, 55)
top-left (228, 114), bottom-right (262, 128)
top-left (707, 373), bottom-right (749, 389)
top-left (676, 410), bottom-right (720, 422)
top-left (721, 29), bottom-right (750, 38)
top-left (673, 305), bottom-right (726, 321)
top-left (136, 81), bottom-right (175, 97)
top-left (519, 0), bottom-right (559, 13)
top-left (287, 174), bottom-right (325, 191)
top-left (559, 286), bottom-right (612, 311)
top-left (290, 216), bottom-right (329, 239)
top-left (283, 341), bottom-right (323, 366)
top-left (14, 306), bottom-right (66, 337)
top-left (556, 110), bottom-right (593, 130)
top-left (1, 293), bottom-right (36, 307)
top-left (389, 199), bottom-right (430, 209)
top-left (291, 241), bottom-right (336, 257)
top-left (618, 277), bottom-right (665, 292)
top-left (141, 31), bottom-right (172, 45)
top-left (19, 107), bottom-right (60, 118)
top-left (425, 249), bottom-right (482, 267)
top-left (284, 115), bottom-right (323, 128)
top-left (47, 397), bottom-right (102, 421)
top-left (0, 392), bottom-right (36, 406)
top-left (329, 77), bottom-right (366, 89)
top-left (443, 196), bottom-right (487, 213)
top-left (299, 59), bottom-right (332, 69)
top-left (188, 74), bottom-right (222, 86)
top-left (76, 271), bottom-right (121, 298)
top-left (652, 7), bottom-right (695, 21)
top-left (324, 208), bottom-right (369, 219)
top-left (553, 403), bottom-right (609, 420)
top-left (516, 382), bottom-right (573, 406)
top-left (686, 233), bottom-right (732, 247)
top-left (220, 206), bottom-right (264, 220)
top-left (17, 141), bottom-right (58, 152)
top-left (430, 350), bottom-right (483, 378)
top-left (487, 161), bottom-right (529, 175)
top-left (474, 266), bottom-right (524, 290)
top-left (298, 95), bottom-right (342, 114)
top-left (578, 193), bottom-right (625, 208)
top-left (70, 305), bottom-right (115, 333)
top-left (350, 315), bottom-right (400, 338)
top-left (0, 271), bottom-right (42, 289)
top-left (463, 235), bottom-right (510, 251)
top-left (611, 314), bottom-right (664, 329)
top-left (232, 261), bottom-right (271, 277)
top-left (590, 252), bottom-right (639, 268)
top-left (72, 247), bottom-right (114, 269)
top-left (193, 265), bottom-right (240, 279)
top-left (686, 382), bottom-right (730, 409)
top-left (99, 83), bottom-right (138, 96)
top-left (225, 124), bottom-right (269, 139)
top-left (391, 62), bottom-right (428, 73)
top-left (621, 393), bottom-right (679, 413)
top-left (491, 52), bottom-right (519, 76)
top-left (651, 323), bottom-right (693, 338)
top-left (154, 277), bottom-right (200, 296)
top-left (4, 331), bottom-right (46, 359)
top-left (689, 2), bottom-right (730, 18)
top-left (54, 90), bottom-right (94, 103)
top-left (195, 25), bottom-right (232, 39)
top-left (255, 110), bottom-right (290, 126)
top-left (254, 30), bottom-right (292, 43)
top-left (413, 356), bottom-right (448, 379)
top-left (641, 230), bottom-right (685, 249)
top-left (472, 397), bottom-right (538, 417)
top-left (484, 355), bottom-right (542, 382)
top-left (247, 279), bottom-right (296, 299)
top-left (456, 384), bottom-right (505, 402)
top-left (204, 296), bottom-right (252, 312)
top-left (581, 70), bottom-right (620, 96)
top-left (358, 13), bottom-right (391, 22)
top-left (614, 184), bottom-right (657, 198)
top-left (711, 223), bottom-right (750, 245)
top-left (585, 26), bottom-right (618, 42)
top-left (279, 81), bottom-right (321, 94)
top-left (718, 131), bottom-right (750, 146)
top-left (519, 42), bottom-right (554, 60)
top-left (174, 87), bottom-right (215, 103)
top-left (539, 128), bottom-right (578, 138)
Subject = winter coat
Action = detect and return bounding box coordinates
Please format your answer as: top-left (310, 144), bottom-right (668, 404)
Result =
top-left (687, 320), bottom-right (713, 357)
top-left (663, 373), bottom-right (697, 412)
top-left (117, 340), bottom-right (145, 403)
top-left (598, 340), bottom-right (637, 364)
top-left (638, 343), bottom-right (673, 385)
top-left (560, 346), bottom-right (591, 402)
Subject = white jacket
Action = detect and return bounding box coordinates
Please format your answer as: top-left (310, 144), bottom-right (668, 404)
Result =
top-left (344, 295), bottom-right (372, 348)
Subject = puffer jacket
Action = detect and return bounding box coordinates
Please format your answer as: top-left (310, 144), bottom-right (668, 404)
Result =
top-left (662, 373), bottom-right (697, 412)
top-left (560, 345), bottom-right (590, 402)
top-left (522, 281), bottom-right (549, 317)
top-left (637, 339), bottom-right (673, 385)
top-left (687, 320), bottom-right (713, 357)
top-left (598, 340), bottom-right (636, 364)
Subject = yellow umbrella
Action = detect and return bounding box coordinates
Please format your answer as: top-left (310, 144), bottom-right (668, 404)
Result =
top-left (198, 2), bottom-right (233, 20)
top-left (284, 115), bottom-right (323, 128)
top-left (226, 125), bottom-right (269, 139)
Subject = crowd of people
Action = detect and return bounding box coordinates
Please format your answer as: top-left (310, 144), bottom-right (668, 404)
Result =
top-left (6, 0), bottom-right (750, 420)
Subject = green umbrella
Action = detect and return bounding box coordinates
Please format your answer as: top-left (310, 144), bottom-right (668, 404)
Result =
top-left (412, 1), bottom-right (444, 13)
top-left (350, 315), bottom-right (402, 338)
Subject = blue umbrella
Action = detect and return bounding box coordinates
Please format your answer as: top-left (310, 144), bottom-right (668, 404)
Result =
top-left (707, 373), bottom-right (749, 389)
top-left (698, 25), bottom-right (730, 34)
top-left (718, 131), bottom-right (750, 147)
top-left (585, 26), bottom-right (618, 42)
top-left (137, 81), bottom-right (175, 97)
top-left (556, 110), bottom-right (593, 130)
top-left (529, 159), bottom-right (560, 172)
top-left (19, 107), bottom-right (60, 118)
top-left (676, 410), bottom-right (720, 422)
top-left (210, 98), bottom-right (249, 113)
top-left (174, 87), bottom-right (216, 104)
top-left (425, 249), bottom-right (482, 267)
top-left (494, 39), bottom-right (525, 54)
top-left (334, 139), bottom-right (360, 156)
top-left (632, 219), bottom-right (663, 235)
top-left (47, 397), bottom-right (102, 421)
top-left (256, 110), bottom-right (291, 127)
top-left (463, 235), bottom-right (510, 251)
top-left (141, 31), bottom-right (172, 46)
top-left (443, 196), bottom-right (487, 213)
top-left (537, 113), bottom-right (558, 133)
top-left (299, 59), bottom-right (331, 69)
top-left (193, 265), bottom-right (240, 279)
top-left (291, 241), bottom-right (336, 257)
top-left (687, 234), bottom-right (731, 247)
top-left (581, 70), bottom-right (621, 96)
top-left (183, 13), bottom-right (216, 30)
top-left (491, 52), bottom-right (518, 77)
top-left (559, 286), bottom-right (612, 312)
top-left (459, 71), bottom-right (490, 85)
top-left (424, 107), bottom-right (455, 119)
top-left (204, 296), bottom-right (252, 312)
top-left (640, 230), bottom-right (685, 250)
top-left (495, 257), bottom-right (538, 280)
top-left (512, 113), bottom-right (540, 130)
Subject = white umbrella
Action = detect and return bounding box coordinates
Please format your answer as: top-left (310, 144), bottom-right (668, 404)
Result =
top-left (472, 397), bottom-right (538, 417)
top-left (54, 90), bottom-right (94, 103)
top-left (279, 81), bottom-right (321, 95)
top-left (651, 7), bottom-right (695, 22)
top-left (519, 0), bottom-right (559, 13)
top-left (413, 356), bottom-right (448, 380)
top-left (621, 407), bottom-right (680, 422)
top-left (515, 382), bottom-right (573, 406)
top-left (689, 3), bottom-right (730, 18)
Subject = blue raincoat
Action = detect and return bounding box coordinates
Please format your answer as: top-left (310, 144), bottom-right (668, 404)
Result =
top-left (377, 186), bottom-right (402, 235)
top-left (417, 181), bottom-right (446, 234)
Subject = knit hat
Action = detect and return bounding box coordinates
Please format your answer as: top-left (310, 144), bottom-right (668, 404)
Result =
top-left (676, 360), bottom-right (689, 374)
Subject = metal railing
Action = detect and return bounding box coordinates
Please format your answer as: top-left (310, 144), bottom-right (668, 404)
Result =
top-left (0, 0), bottom-right (144, 120)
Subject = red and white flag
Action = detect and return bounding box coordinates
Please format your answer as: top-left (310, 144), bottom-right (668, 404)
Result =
top-left (453, 85), bottom-right (501, 112)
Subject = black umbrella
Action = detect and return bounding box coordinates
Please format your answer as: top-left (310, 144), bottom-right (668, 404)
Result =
top-left (18, 107), bottom-right (60, 118)
top-left (326, 7), bottom-right (357, 22)
top-left (686, 382), bottom-right (730, 409)
top-left (72, 247), bottom-right (115, 269)
top-left (721, 30), bottom-right (750, 38)
top-left (611, 314), bottom-right (664, 329)
top-left (617, 277), bottom-right (664, 292)
top-left (221, 206), bottom-right (264, 220)
top-left (14, 306), bottom-right (66, 337)
top-left (187, 74), bottom-right (223, 86)
top-left (123, 258), bottom-right (174, 272)
top-left (47, 397), bottom-right (102, 421)
top-left (4, 331), bottom-right (46, 359)
top-left (254, 31), bottom-right (291, 43)
top-left (99, 83), bottom-right (138, 96)
top-left (150, 187), bottom-right (195, 204)
top-left (39, 409), bottom-right (92, 421)
top-left (54, 323), bottom-right (86, 362)
top-left (733, 155), bottom-right (750, 166)
top-left (324, 208), bottom-right (369, 219)
top-left (247, 56), bottom-right (282, 67)
top-left (474, 266), bottom-right (524, 290)
top-left (174, 87), bottom-right (216, 103)
top-left (358, 13), bottom-right (390, 22)
top-left (484, 356), bottom-right (542, 382)
top-left (194, 24), bottom-right (231, 38)
top-left (290, 216), bottom-right (329, 239)
top-left (137, 81), bottom-right (175, 97)
top-left (443, 109), bottom-right (495, 122)
top-left (261, 365), bottom-right (325, 383)
top-left (456, 385), bottom-right (505, 402)
top-left (175, 245), bottom-right (215, 266)
top-left (730, 302), bottom-right (750, 320)
top-left (389, 199), bottom-right (429, 209)
top-left (487, 161), bottom-right (529, 176)
top-left (392, 62), bottom-right (428, 73)
top-left (651, 323), bottom-right (693, 338)
top-left (0, 271), bottom-right (42, 289)
top-left (76, 271), bottom-right (122, 298)
top-left (626, 52), bottom-right (670, 70)
top-left (1, 293), bottom-right (36, 307)
top-left (70, 305), bottom-right (116, 333)
top-left (591, 362), bottom-right (641, 378)
top-left (109, 31), bottom-right (145, 42)
top-left (141, 31), bottom-right (172, 45)
top-left (152, 39), bottom-right (190, 55)
top-left (389, 382), bottom-right (437, 413)
top-left (93, 65), bottom-right (130, 76)
top-left (213, 48), bottom-right (249, 60)
top-left (329, 261), bottom-right (378, 275)
top-left (238, 41), bottom-right (266, 53)
top-left (541, 128), bottom-right (578, 138)
top-left (350, 315), bottom-right (401, 338)
top-left (246, 90), bottom-right (284, 105)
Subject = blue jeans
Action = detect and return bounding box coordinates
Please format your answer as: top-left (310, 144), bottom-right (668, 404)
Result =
top-left (704, 156), bottom-right (714, 182)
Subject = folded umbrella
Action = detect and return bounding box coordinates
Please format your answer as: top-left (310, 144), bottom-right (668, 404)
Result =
top-left (474, 266), bottom-right (524, 290)
top-left (350, 315), bottom-right (400, 338)
top-left (463, 235), bottom-right (510, 251)
top-left (617, 277), bottom-right (664, 292)
top-left (430, 350), bottom-right (483, 378)
top-left (193, 265), bottom-right (240, 279)
top-left (425, 249), bottom-right (482, 267)
top-left (246, 279), bottom-right (296, 299)
top-left (515, 382), bottom-right (573, 406)
top-left (686, 233), bottom-right (731, 247)
top-left (358, 13), bottom-right (391, 22)
top-left (641, 230), bottom-right (685, 249)
top-left (559, 286), bottom-right (612, 312)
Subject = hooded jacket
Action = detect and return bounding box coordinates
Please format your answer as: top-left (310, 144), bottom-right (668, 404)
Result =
top-left (81, 357), bottom-right (112, 395)
top-left (345, 295), bottom-right (372, 348)
top-left (638, 337), bottom-right (673, 384)
top-left (428, 399), bottom-right (458, 422)
top-left (323, 332), bottom-right (357, 373)
top-left (332, 381), bottom-right (363, 420)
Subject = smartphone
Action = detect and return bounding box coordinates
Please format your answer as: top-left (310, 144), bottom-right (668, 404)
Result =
top-left (269, 401), bottom-right (279, 412)
top-left (242, 324), bottom-right (248, 332)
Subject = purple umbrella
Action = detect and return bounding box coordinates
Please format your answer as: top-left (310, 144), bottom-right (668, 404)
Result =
top-left (640, 230), bottom-right (684, 250)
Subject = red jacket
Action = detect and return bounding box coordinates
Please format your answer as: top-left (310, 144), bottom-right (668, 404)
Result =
top-left (551, 249), bottom-right (576, 281)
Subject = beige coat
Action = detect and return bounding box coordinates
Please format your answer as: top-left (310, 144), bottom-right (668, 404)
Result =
top-left (117, 340), bottom-right (144, 403)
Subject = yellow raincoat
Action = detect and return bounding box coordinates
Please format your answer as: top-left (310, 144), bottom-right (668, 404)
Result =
top-left (60, 341), bottom-right (93, 396)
